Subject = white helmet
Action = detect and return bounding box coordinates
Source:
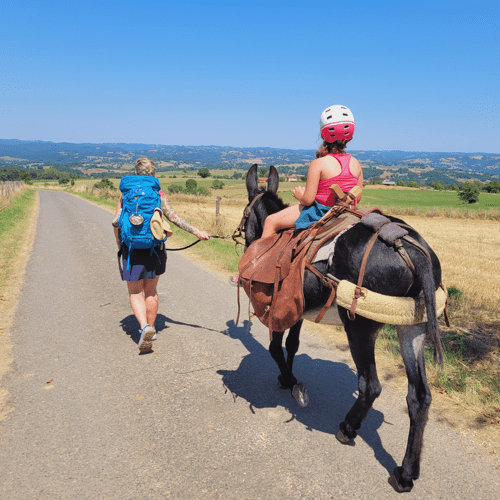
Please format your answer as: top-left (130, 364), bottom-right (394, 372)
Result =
top-left (320, 105), bottom-right (355, 143)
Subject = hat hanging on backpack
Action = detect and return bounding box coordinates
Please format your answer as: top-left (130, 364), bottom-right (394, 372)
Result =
top-left (150, 208), bottom-right (173, 239)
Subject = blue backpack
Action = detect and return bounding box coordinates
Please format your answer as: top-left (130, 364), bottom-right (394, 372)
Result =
top-left (118, 175), bottom-right (166, 267)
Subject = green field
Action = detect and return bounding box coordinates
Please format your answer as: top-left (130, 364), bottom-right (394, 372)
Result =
top-left (33, 175), bottom-right (500, 219)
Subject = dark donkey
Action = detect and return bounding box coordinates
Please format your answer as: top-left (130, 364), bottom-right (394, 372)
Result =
top-left (241, 164), bottom-right (444, 493)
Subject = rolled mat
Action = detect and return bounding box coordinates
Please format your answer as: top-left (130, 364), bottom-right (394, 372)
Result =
top-left (335, 281), bottom-right (447, 325)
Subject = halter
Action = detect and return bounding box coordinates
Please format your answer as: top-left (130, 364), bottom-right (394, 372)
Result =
top-left (231, 192), bottom-right (265, 246)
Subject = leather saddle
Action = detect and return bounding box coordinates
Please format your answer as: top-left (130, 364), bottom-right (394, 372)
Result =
top-left (237, 185), bottom-right (378, 338)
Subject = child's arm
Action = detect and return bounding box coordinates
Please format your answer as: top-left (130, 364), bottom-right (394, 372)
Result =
top-left (351, 157), bottom-right (364, 203)
top-left (294, 159), bottom-right (322, 207)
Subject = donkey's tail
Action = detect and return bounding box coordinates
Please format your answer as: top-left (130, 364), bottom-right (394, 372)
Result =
top-left (418, 256), bottom-right (444, 367)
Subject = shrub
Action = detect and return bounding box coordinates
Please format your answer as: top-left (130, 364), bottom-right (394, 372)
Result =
top-left (185, 179), bottom-right (198, 193)
top-left (212, 179), bottom-right (225, 189)
top-left (194, 186), bottom-right (211, 196)
top-left (198, 168), bottom-right (211, 178)
top-left (168, 184), bottom-right (183, 194)
top-left (94, 178), bottom-right (116, 190)
top-left (458, 182), bottom-right (480, 204)
top-left (447, 286), bottom-right (465, 301)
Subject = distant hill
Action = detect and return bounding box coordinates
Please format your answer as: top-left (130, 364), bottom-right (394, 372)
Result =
top-left (1, 139), bottom-right (499, 185)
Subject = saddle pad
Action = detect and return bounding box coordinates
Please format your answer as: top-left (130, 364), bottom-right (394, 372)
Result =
top-left (311, 224), bottom-right (356, 264)
top-left (306, 212), bottom-right (363, 262)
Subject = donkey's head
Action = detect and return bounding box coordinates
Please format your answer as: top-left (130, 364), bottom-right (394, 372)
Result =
top-left (244, 164), bottom-right (288, 247)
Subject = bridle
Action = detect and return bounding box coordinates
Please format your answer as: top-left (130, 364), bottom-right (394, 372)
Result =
top-left (231, 192), bottom-right (265, 247)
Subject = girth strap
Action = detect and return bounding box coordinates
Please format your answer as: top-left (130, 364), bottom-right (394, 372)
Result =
top-left (349, 229), bottom-right (381, 320)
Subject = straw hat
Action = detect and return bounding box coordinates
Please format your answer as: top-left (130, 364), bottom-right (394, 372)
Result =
top-left (150, 208), bottom-right (173, 240)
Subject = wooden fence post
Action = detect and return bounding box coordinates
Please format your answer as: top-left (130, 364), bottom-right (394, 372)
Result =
top-left (216, 196), bottom-right (221, 217)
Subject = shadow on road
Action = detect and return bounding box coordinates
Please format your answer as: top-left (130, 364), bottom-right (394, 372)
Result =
top-left (217, 319), bottom-right (398, 475)
top-left (120, 313), bottom-right (226, 345)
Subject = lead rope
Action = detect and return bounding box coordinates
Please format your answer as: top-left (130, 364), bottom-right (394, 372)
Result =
top-left (165, 234), bottom-right (231, 252)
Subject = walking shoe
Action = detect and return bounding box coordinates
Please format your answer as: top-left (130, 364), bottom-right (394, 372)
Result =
top-left (152, 333), bottom-right (157, 341)
top-left (138, 324), bottom-right (155, 353)
top-left (228, 275), bottom-right (240, 287)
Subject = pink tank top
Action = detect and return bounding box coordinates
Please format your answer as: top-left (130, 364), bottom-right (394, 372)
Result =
top-left (315, 153), bottom-right (359, 206)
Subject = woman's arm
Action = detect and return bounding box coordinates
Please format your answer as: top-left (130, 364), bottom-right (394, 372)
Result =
top-left (113, 195), bottom-right (122, 248)
top-left (161, 194), bottom-right (209, 240)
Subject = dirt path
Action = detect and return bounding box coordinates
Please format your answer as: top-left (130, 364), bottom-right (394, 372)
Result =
top-left (0, 190), bottom-right (499, 499)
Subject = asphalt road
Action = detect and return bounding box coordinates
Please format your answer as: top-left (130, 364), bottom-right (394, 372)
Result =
top-left (1, 190), bottom-right (499, 499)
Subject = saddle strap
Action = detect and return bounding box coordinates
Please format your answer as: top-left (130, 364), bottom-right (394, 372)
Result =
top-left (349, 230), bottom-right (380, 320)
top-left (304, 262), bottom-right (340, 323)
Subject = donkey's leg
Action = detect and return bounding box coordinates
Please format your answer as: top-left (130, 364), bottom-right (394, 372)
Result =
top-left (269, 322), bottom-right (308, 407)
top-left (285, 319), bottom-right (303, 375)
top-left (269, 331), bottom-right (297, 390)
top-left (338, 315), bottom-right (383, 444)
top-left (389, 324), bottom-right (432, 493)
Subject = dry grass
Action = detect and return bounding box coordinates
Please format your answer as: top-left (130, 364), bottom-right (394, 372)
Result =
top-left (0, 189), bottom-right (39, 420)
top-left (400, 216), bottom-right (500, 323)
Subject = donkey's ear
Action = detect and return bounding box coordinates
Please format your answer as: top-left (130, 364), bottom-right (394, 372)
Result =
top-left (246, 164), bottom-right (260, 201)
top-left (266, 165), bottom-right (279, 194)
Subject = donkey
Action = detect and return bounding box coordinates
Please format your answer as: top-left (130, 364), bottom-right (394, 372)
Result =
top-left (241, 164), bottom-right (444, 493)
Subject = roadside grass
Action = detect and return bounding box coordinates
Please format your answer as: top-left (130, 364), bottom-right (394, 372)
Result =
top-left (0, 187), bottom-right (39, 419)
top-left (0, 188), bottom-right (38, 299)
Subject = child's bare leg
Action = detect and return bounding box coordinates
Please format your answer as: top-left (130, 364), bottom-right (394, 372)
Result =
top-left (262, 205), bottom-right (301, 239)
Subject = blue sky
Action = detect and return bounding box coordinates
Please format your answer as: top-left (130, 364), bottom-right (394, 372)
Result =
top-left (1, 0), bottom-right (498, 153)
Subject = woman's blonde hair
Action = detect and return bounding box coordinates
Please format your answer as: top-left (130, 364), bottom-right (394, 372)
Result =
top-left (135, 157), bottom-right (156, 176)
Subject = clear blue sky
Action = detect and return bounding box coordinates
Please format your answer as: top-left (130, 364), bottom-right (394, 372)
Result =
top-left (1, 0), bottom-right (498, 153)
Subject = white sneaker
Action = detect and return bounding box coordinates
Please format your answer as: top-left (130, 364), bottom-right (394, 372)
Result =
top-left (138, 325), bottom-right (155, 353)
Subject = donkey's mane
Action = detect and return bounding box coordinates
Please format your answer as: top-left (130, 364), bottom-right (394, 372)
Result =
top-left (258, 188), bottom-right (289, 212)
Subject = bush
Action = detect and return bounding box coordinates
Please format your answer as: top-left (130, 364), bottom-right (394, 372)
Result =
top-left (458, 182), bottom-right (480, 204)
top-left (447, 286), bottom-right (465, 301)
top-left (484, 180), bottom-right (500, 193)
top-left (212, 179), bottom-right (225, 189)
top-left (168, 184), bottom-right (183, 194)
top-left (58, 178), bottom-right (70, 185)
top-left (407, 181), bottom-right (419, 188)
top-left (94, 178), bottom-right (116, 190)
top-left (185, 179), bottom-right (198, 193)
top-left (396, 180), bottom-right (406, 187)
top-left (194, 186), bottom-right (211, 196)
top-left (198, 168), bottom-right (211, 178)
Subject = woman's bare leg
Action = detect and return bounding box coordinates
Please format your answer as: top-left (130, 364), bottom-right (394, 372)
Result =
top-left (144, 277), bottom-right (160, 330)
top-left (127, 280), bottom-right (148, 328)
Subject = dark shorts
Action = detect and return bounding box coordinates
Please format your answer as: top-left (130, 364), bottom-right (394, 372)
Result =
top-left (118, 243), bottom-right (167, 281)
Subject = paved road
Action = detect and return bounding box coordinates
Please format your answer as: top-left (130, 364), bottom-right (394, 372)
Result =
top-left (1, 190), bottom-right (499, 499)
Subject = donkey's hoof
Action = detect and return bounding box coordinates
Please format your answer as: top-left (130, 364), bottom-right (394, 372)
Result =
top-left (292, 383), bottom-right (309, 408)
top-left (336, 429), bottom-right (355, 445)
top-left (337, 422), bottom-right (357, 444)
top-left (388, 467), bottom-right (414, 493)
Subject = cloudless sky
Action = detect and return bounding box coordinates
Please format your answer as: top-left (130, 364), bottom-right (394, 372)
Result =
top-left (1, 0), bottom-right (498, 153)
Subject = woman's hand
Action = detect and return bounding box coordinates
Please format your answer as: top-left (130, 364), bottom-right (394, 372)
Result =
top-left (196, 230), bottom-right (210, 240)
top-left (292, 185), bottom-right (305, 201)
